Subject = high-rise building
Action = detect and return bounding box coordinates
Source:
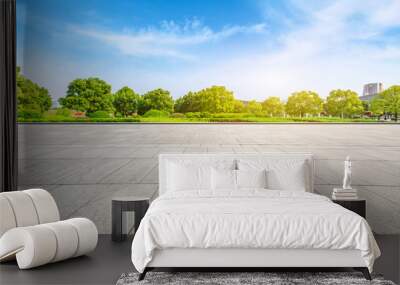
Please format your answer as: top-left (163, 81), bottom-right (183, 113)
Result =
top-left (359, 83), bottom-right (383, 101)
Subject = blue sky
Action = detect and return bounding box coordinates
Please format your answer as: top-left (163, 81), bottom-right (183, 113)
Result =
top-left (17, 0), bottom-right (400, 102)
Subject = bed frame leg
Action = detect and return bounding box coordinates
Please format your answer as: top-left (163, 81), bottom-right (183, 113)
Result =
top-left (138, 268), bottom-right (148, 281)
top-left (354, 267), bottom-right (371, 280)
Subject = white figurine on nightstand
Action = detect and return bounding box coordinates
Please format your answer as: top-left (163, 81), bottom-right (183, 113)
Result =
top-left (332, 156), bottom-right (358, 200)
top-left (343, 155), bottom-right (352, 190)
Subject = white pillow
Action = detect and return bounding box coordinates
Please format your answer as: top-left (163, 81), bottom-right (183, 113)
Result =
top-left (237, 159), bottom-right (308, 191)
top-left (237, 169), bottom-right (268, 189)
top-left (167, 162), bottom-right (212, 192)
top-left (267, 161), bottom-right (306, 191)
top-left (212, 168), bottom-right (237, 191)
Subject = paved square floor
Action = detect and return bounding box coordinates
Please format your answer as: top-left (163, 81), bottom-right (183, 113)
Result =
top-left (18, 124), bottom-right (400, 234)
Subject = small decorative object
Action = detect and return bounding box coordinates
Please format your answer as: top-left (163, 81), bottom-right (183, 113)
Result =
top-left (342, 155), bottom-right (352, 190)
top-left (332, 156), bottom-right (358, 200)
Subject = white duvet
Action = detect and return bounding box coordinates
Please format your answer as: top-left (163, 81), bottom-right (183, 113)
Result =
top-left (131, 190), bottom-right (380, 273)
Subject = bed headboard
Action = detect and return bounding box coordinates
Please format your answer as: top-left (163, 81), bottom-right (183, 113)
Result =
top-left (159, 153), bottom-right (314, 195)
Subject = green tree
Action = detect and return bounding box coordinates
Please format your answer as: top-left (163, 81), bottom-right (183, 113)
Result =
top-left (262, 96), bottom-right (285, 117)
top-left (139, 88), bottom-right (174, 115)
top-left (113, 86), bottom-right (140, 117)
top-left (58, 77), bottom-right (113, 114)
top-left (371, 85), bottom-right (400, 121)
top-left (197, 86), bottom-right (235, 113)
top-left (17, 67), bottom-right (52, 117)
top-left (174, 91), bottom-right (197, 113)
top-left (285, 91), bottom-right (323, 117)
top-left (325, 89), bottom-right (363, 118)
top-left (233, 100), bottom-right (246, 113)
top-left (174, 86), bottom-right (235, 113)
top-left (246, 100), bottom-right (262, 114)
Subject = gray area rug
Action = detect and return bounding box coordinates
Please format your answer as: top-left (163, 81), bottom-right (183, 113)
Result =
top-left (116, 272), bottom-right (396, 285)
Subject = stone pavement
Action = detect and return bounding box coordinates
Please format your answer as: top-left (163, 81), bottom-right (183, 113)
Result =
top-left (18, 124), bottom-right (400, 234)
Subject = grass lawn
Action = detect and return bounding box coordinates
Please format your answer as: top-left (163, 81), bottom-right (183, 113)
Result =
top-left (17, 109), bottom-right (395, 123)
top-left (18, 114), bottom-right (389, 123)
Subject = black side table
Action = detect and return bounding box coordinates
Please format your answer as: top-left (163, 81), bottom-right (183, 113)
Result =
top-left (332, 199), bottom-right (366, 218)
top-left (112, 196), bottom-right (149, 242)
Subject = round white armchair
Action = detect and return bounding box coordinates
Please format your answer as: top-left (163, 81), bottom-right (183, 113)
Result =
top-left (0, 189), bottom-right (98, 269)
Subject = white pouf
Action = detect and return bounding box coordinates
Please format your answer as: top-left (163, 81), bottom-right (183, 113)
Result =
top-left (0, 189), bottom-right (98, 269)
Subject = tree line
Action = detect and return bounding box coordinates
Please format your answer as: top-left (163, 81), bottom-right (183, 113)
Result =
top-left (17, 67), bottom-right (52, 118)
top-left (17, 73), bottom-right (400, 120)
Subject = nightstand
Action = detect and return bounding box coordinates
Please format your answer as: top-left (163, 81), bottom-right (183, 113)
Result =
top-left (112, 196), bottom-right (150, 242)
top-left (332, 199), bottom-right (366, 218)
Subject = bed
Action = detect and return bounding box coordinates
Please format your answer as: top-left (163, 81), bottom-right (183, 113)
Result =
top-left (131, 153), bottom-right (380, 280)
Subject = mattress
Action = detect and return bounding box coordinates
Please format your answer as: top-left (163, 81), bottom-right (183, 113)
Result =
top-left (131, 190), bottom-right (380, 273)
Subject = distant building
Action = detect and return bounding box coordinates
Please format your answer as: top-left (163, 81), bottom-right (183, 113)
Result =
top-left (359, 83), bottom-right (383, 102)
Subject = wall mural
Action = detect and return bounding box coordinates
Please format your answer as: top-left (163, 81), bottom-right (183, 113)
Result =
top-left (17, 0), bottom-right (400, 237)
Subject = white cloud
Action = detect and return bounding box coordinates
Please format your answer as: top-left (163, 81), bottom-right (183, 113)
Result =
top-left (72, 19), bottom-right (267, 59)
top-left (367, 0), bottom-right (400, 27)
top-left (154, 0), bottom-right (400, 100)
top-left (52, 1), bottom-right (400, 102)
